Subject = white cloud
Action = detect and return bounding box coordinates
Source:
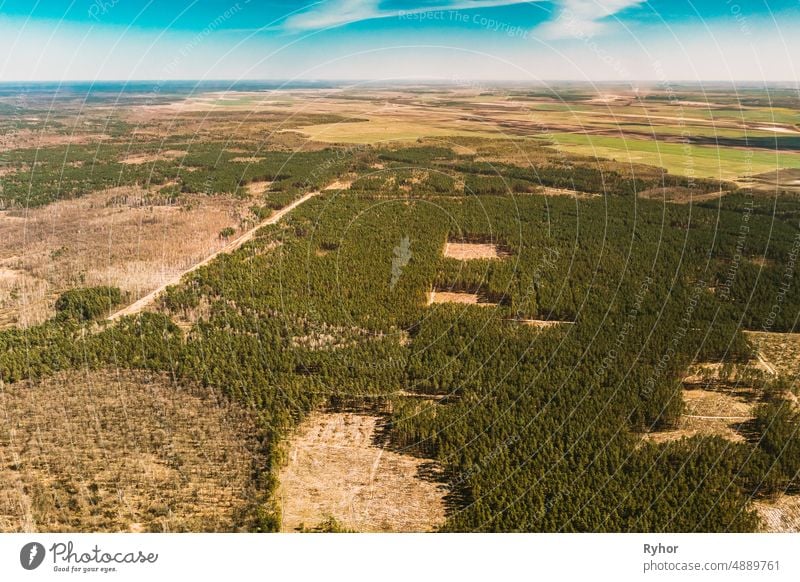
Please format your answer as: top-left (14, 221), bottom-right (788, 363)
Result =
top-left (283, 0), bottom-right (645, 37)
top-left (536, 0), bottom-right (645, 39)
top-left (283, 0), bottom-right (536, 32)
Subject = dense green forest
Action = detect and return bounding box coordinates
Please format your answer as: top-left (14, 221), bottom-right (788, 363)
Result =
top-left (2, 141), bottom-right (800, 532)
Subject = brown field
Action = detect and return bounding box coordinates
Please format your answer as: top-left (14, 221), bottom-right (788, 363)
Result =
top-left (0, 186), bottom-right (251, 327)
top-left (444, 242), bottom-right (506, 260)
top-left (0, 129), bottom-right (108, 153)
top-left (754, 495), bottom-right (800, 532)
top-left (277, 412), bottom-right (446, 532)
top-left (0, 370), bottom-right (267, 533)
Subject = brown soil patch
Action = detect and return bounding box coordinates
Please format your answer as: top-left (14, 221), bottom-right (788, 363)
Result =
top-left (119, 150), bottom-right (186, 165)
top-left (230, 156), bottom-right (265, 163)
top-left (754, 495), bottom-right (800, 532)
top-left (324, 179), bottom-right (353, 191)
top-left (0, 166), bottom-right (23, 178)
top-left (642, 385), bottom-right (758, 444)
top-left (246, 181), bottom-right (273, 196)
top-left (0, 130), bottom-right (107, 153)
top-left (0, 370), bottom-right (267, 532)
top-left (277, 412), bottom-right (446, 532)
top-left (537, 186), bottom-right (598, 198)
top-left (682, 385), bottom-right (757, 418)
top-left (444, 242), bottom-right (506, 260)
top-left (427, 290), bottom-right (495, 306)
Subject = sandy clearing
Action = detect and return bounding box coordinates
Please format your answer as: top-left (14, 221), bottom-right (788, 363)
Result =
top-left (754, 495), bottom-right (800, 532)
top-left (538, 186), bottom-right (598, 198)
top-left (444, 242), bottom-right (505, 260)
top-left (277, 412), bottom-right (446, 532)
top-left (324, 179), bottom-right (353, 191)
top-left (230, 156), bottom-right (265, 163)
top-left (427, 290), bottom-right (495, 306)
top-left (642, 386), bottom-right (758, 444)
top-left (683, 386), bottom-right (757, 418)
top-left (246, 181), bottom-right (273, 196)
top-left (119, 150), bottom-right (186, 165)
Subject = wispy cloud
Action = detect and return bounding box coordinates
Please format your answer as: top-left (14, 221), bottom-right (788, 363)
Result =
top-left (283, 0), bottom-right (535, 32)
top-left (536, 0), bottom-right (645, 39)
top-left (283, 0), bottom-right (644, 38)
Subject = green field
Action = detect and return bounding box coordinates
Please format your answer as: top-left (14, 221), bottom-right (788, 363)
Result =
top-left (542, 131), bottom-right (800, 180)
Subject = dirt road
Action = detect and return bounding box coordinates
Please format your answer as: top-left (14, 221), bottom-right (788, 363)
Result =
top-left (107, 190), bottom-right (318, 320)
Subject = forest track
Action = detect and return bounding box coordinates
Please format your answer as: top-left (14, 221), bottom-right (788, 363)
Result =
top-left (107, 190), bottom-right (319, 321)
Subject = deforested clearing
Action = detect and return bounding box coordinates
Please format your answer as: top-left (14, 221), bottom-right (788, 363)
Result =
top-left (0, 370), bottom-right (268, 533)
top-left (0, 187), bottom-right (251, 327)
top-left (754, 495), bottom-right (800, 532)
top-left (427, 290), bottom-right (495, 306)
top-left (230, 156), bottom-right (265, 163)
top-left (119, 150), bottom-right (186, 165)
top-left (246, 180), bottom-right (273, 196)
top-left (277, 412), bottom-right (446, 532)
top-left (324, 179), bottom-right (353, 191)
top-left (444, 242), bottom-right (506, 260)
top-left (745, 331), bottom-right (800, 377)
top-left (642, 386), bottom-right (758, 444)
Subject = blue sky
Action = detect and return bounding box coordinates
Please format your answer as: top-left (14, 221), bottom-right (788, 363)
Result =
top-left (0, 1), bottom-right (798, 81)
